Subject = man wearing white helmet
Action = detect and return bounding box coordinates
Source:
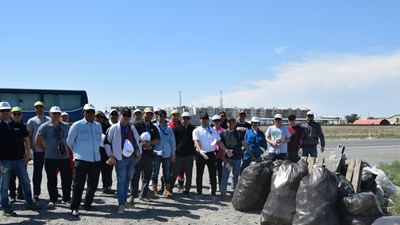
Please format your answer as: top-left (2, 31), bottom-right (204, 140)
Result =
top-left (242, 116), bottom-right (268, 172)
top-left (300, 111), bottom-right (325, 157)
top-left (36, 106), bottom-right (71, 209)
top-left (0, 101), bottom-right (42, 216)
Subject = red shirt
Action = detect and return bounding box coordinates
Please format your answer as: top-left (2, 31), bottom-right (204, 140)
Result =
top-left (287, 125), bottom-right (304, 151)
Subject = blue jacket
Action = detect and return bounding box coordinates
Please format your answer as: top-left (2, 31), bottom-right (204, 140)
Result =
top-left (154, 123), bottom-right (176, 158)
top-left (67, 118), bottom-right (102, 162)
top-left (244, 129), bottom-right (267, 160)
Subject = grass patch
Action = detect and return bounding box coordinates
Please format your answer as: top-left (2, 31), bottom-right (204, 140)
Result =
top-left (379, 160), bottom-right (400, 216)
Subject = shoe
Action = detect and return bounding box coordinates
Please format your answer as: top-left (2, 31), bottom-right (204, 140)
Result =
top-left (82, 205), bottom-right (99, 211)
top-left (117, 205), bottom-right (125, 214)
top-left (26, 202), bottom-right (42, 210)
top-left (128, 196), bottom-right (135, 205)
top-left (72, 210), bottom-right (80, 217)
top-left (139, 195), bottom-right (150, 201)
top-left (10, 197), bottom-right (16, 203)
top-left (3, 210), bottom-right (17, 217)
top-left (47, 202), bottom-right (55, 209)
top-left (17, 195), bottom-right (25, 200)
top-left (62, 200), bottom-right (70, 205)
top-left (103, 188), bottom-right (115, 194)
top-left (182, 190), bottom-right (190, 197)
top-left (33, 195), bottom-right (39, 201)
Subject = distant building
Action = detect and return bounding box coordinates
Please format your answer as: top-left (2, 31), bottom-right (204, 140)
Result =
top-left (353, 119), bottom-right (390, 125)
top-left (389, 115), bottom-right (400, 125)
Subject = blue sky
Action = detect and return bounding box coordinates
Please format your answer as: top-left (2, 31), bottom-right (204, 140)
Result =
top-left (1, 1), bottom-right (400, 118)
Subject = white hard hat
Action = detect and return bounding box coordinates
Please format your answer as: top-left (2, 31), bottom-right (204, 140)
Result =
top-left (50, 106), bottom-right (62, 113)
top-left (274, 114), bottom-right (283, 119)
top-left (307, 111), bottom-right (314, 116)
top-left (212, 115), bottom-right (221, 121)
top-left (83, 103), bottom-right (95, 111)
top-left (251, 116), bottom-right (260, 123)
top-left (182, 112), bottom-right (190, 117)
top-left (0, 101), bottom-right (11, 110)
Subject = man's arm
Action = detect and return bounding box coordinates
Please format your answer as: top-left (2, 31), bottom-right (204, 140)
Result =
top-left (23, 136), bottom-right (31, 164)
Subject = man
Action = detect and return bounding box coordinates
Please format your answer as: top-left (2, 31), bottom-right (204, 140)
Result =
top-left (104, 107), bottom-right (142, 214)
top-left (219, 111), bottom-right (228, 129)
top-left (67, 103), bottom-right (102, 217)
top-left (170, 112), bottom-right (196, 196)
top-left (60, 112), bottom-right (74, 175)
top-left (152, 110), bottom-right (176, 198)
top-left (130, 107), bottom-right (160, 203)
top-left (235, 111), bottom-right (251, 135)
top-left (133, 109), bottom-right (143, 122)
top-left (9, 106), bottom-right (25, 202)
top-left (220, 116), bottom-right (249, 196)
top-left (193, 113), bottom-right (230, 200)
top-left (287, 114), bottom-right (304, 162)
top-left (265, 114), bottom-right (291, 161)
top-left (61, 112), bottom-right (69, 123)
top-left (108, 109), bottom-right (119, 126)
top-left (36, 106), bottom-right (71, 209)
top-left (168, 109), bottom-right (181, 129)
top-left (27, 101), bottom-right (51, 201)
top-left (0, 101), bottom-right (42, 217)
top-left (301, 111), bottom-right (325, 157)
top-left (95, 110), bottom-right (114, 194)
top-left (242, 117), bottom-right (268, 172)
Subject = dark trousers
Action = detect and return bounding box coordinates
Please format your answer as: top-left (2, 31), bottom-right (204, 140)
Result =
top-left (70, 160), bottom-right (101, 210)
top-left (130, 154), bottom-right (153, 198)
top-left (216, 158), bottom-right (223, 187)
top-left (196, 151), bottom-right (217, 195)
top-left (100, 147), bottom-right (113, 189)
top-left (33, 152), bottom-right (45, 197)
top-left (170, 156), bottom-right (193, 192)
top-left (45, 158), bottom-right (72, 202)
top-left (9, 171), bottom-right (23, 199)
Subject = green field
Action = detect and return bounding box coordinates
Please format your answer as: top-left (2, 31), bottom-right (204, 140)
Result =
top-left (260, 125), bottom-right (400, 139)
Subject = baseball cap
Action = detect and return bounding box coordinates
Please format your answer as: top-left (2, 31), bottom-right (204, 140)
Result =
top-left (200, 113), bottom-right (209, 120)
top-left (153, 107), bottom-right (161, 114)
top-left (170, 109), bottom-right (180, 115)
top-left (251, 116), bottom-right (260, 123)
top-left (61, 112), bottom-right (69, 116)
top-left (158, 109), bottom-right (167, 116)
top-left (212, 115), bottom-right (221, 121)
top-left (50, 106), bottom-right (62, 113)
top-left (307, 111), bottom-right (314, 116)
top-left (227, 116), bottom-right (236, 122)
top-left (274, 114), bottom-right (283, 119)
top-left (11, 106), bottom-right (22, 113)
top-left (144, 107), bottom-right (154, 114)
top-left (121, 107), bottom-right (132, 117)
top-left (182, 112), bottom-right (190, 117)
top-left (83, 103), bottom-right (95, 111)
top-left (133, 109), bottom-right (142, 114)
top-left (95, 110), bottom-right (104, 116)
top-left (34, 101), bottom-right (44, 107)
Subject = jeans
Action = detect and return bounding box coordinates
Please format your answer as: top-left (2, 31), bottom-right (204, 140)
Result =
top-left (33, 152), bottom-right (45, 197)
top-left (131, 154), bottom-right (153, 198)
top-left (196, 151), bottom-right (217, 195)
top-left (45, 158), bottom-right (72, 202)
top-left (220, 159), bottom-right (241, 195)
top-left (240, 158), bottom-right (252, 174)
top-left (152, 155), bottom-right (171, 184)
top-left (302, 145), bottom-right (317, 157)
top-left (115, 158), bottom-right (136, 205)
top-left (216, 158), bottom-right (223, 187)
top-left (0, 160), bottom-right (33, 211)
top-left (100, 147), bottom-right (113, 189)
top-left (9, 171), bottom-right (23, 199)
top-left (70, 160), bottom-right (101, 211)
top-left (170, 156), bottom-right (193, 192)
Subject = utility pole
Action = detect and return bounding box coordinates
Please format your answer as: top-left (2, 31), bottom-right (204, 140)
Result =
top-left (179, 90), bottom-right (182, 108)
top-left (219, 90), bottom-right (223, 108)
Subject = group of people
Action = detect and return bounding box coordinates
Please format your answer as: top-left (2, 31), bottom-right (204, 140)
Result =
top-left (0, 100), bottom-right (326, 218)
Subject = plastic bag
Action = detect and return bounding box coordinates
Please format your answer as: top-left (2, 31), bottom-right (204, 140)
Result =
top-left (231, 160), bottom-right (274, 212)
top-left (372, 216), bottom-right (400, 225)
top-left (371, 166), bottom-right (397, 196)
top-left (293, 166), bottom-right (340, 225)
top-left (337, 175), bottom-right (355, 198)
top-left (260, 159), bottom-right (308, 225)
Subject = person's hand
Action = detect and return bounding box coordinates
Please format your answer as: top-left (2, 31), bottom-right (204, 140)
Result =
top-left (106, 156), bottom-right (117, 165)
top-left (270, 141), bottom-right (278, 147)
top-left (199, 150), bottom-right (209, 160)
top-left (225, 149), bottom-right (234, 158)
top-left (171, 155), bottom-right (176, 163)
top-left (137, 155), bottom-right (141, 163)
top-left (320, 146), bottom-right (325, 153)
top-left (23, 153), bottom-right (31, 164)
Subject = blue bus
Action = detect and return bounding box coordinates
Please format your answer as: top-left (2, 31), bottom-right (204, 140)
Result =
top-left (0, 88), bottom-right (88, 123)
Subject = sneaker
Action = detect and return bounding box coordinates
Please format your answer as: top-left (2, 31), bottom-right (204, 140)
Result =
top-left (182, 190), bottom-right (190, 197)
top-left (103, 188), bottom-right (115, 194)
top-left (47, 202), bottom-right (55, 209)
top-left (72, 210), bottom-right (80, 217)
top-left (26, 202), bottom-right (42, 210)
top-left (117, 205), bottom-right (125, 214)
top-left (3, 210), bottom-right (17, 217)
top-left (82, 205), bottom-right (99, 211)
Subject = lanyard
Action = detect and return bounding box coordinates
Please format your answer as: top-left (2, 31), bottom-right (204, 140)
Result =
top-left (158, 123), bottom-right (168, 136)
top-left (120, 122), bottom-right (130, 138)
top-left (145, 122), bottom-right (151, 132)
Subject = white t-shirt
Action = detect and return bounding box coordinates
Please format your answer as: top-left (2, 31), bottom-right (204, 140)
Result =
top-left (193, 126), bottom-right (221, 152)
top-left (266, 125), bottom-right (291, 154)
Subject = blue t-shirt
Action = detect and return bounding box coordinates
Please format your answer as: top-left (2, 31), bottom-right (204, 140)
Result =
top-left (266, 125), bottom-right (291, 154)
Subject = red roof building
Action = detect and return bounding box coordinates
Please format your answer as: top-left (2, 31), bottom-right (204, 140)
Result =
top-left (353, 119), bottom-right (390, 125)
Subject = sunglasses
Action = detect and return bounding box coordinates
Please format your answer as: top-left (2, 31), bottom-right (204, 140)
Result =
top-left (85, 110), bottom-right (95, 114)
top-left (182, 117), bottom-right (190, 120)
top-left (213, 120), bottom-right (221, 122)
top-left (159, 115), bottom-right (167, 118)
top-left (12, 113), bottom-right (22, 116)
top-left (307, 115), bottom-right (314, 117)
top-left (96, 115), bottom-right (104, 118)
top-left (122, 114), bottom-right (131, 118)
top-left (52, 112), bottom-right (61, 115)
top-left (275, 118), bottom-right (282, 121)
top-left (0, 109), bottom-right (11, 112)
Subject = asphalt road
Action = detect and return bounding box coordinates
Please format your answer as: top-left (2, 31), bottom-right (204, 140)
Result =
top-left (318, 139), bottom-right (400, 166)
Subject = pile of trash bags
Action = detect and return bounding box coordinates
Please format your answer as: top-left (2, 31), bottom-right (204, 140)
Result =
top-left (232, 158), bottom-right (398, 225)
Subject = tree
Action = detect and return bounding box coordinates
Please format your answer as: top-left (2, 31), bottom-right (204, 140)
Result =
top-left (345, 114), bottom-right (360, 124)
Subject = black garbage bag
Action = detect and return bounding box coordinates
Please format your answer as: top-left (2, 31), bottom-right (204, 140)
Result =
top-left (372, 216), bottom-right (400, 225)
top-left (340, 192), bottom-right (385, 225)
top-left (260, 159), bottom-right (308, 225)
top-left (231, 160), bottom-right (274, 211)
top-left (338, 175), bottom-right (355, 198)
top-left (361, 169), bottom-right (378, 193)
top-left (292, 166), bottom-right (340, 225)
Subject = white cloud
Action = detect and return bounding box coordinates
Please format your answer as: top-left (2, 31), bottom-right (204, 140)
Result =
top-left (274, 46), bottom-right (288, 55)
top-left (191, 52), bottom-right (400, 117)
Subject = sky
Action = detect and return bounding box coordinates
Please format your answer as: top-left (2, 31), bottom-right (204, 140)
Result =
top-left (1, 1), bottom-right (400, 118)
